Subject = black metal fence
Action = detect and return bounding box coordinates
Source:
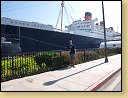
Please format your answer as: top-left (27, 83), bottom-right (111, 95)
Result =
top-left (1, 49), bottom-right (98, 82)
top-left (1, 48), bottom-right (121, 82)
top-left (1, 51), bottom-right (61, 82)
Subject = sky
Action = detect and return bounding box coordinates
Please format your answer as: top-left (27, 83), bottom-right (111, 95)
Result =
top-left (1, 1), bottom-right (121, 33)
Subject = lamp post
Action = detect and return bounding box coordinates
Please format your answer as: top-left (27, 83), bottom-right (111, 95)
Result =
top-left (102, 1), bottom-right (108, 62)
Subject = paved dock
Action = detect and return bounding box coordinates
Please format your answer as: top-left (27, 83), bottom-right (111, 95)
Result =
top-left (1, 54), bottom-right (121, 91)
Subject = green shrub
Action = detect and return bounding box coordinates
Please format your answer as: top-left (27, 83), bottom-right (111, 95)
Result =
top-left (115, 47), bottom-right (121, 54)
top-left (34, 52), bottom-right (70, 72)
top-left (99, 48), bottom-right (121, 58)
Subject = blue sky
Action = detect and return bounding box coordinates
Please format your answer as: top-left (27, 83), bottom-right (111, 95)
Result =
top-left (1, 1), bottom-right (121, 33)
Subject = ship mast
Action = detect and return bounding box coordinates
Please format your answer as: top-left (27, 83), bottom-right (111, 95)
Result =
top-left (61, 1), bottom-right (64, 31)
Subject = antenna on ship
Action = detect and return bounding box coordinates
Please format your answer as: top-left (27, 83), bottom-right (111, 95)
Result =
top-left (61, 1), bottom-right (64, 31)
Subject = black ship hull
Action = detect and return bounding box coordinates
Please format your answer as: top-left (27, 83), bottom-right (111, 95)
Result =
top-left (1, 24), bottom-right (104, 52)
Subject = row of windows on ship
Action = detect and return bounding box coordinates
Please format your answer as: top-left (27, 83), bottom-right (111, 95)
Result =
top-left (72, 25), bottom-right (91, 28)
top-left (71, 25), bottom-right (103, 30)
top-left (72, 25), bottom-right (112, 32)
top-left (72, 22), bottom-right (91, 25)
top-left (9, 21), bottom-right (51, 28)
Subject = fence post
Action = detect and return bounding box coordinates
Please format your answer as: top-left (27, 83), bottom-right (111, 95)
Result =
top-left (12, 54), bottom-right (14, 78)
top-left (84, 50), bottom-right (85, 61)
top-left (60, 50), bottom-right (62, 66)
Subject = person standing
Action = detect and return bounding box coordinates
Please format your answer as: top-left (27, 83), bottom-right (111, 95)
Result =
top-left (69, 40), bottom-right (76, 67)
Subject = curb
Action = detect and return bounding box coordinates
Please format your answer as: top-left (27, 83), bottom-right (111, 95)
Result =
top-left (85, 67), bottom-right (121, 91)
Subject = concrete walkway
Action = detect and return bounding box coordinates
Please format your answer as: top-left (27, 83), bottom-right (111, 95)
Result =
top-left (1, 54), bottom-right (121, 91)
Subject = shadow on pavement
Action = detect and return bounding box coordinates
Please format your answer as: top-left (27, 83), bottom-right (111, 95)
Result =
top-left (43, 62), bottom-right (105, 86)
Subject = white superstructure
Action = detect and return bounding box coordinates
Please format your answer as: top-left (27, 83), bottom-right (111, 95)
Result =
top-left (1, 17), bottom-right (54, 31)
top-left (66, 18), bottom-right (120, 40)
top-left (65, 12), bottom-right (121, 41)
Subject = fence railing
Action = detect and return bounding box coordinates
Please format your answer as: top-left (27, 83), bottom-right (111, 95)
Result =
top-left (1, 48), bottom-right (121, 82)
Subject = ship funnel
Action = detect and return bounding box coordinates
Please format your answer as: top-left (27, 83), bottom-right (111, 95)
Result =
top-left (84, 12), bottom-right (92, 20)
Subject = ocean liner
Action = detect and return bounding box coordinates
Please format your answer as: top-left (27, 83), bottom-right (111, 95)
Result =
top-left (1, 1), bottom-right (121, 53)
